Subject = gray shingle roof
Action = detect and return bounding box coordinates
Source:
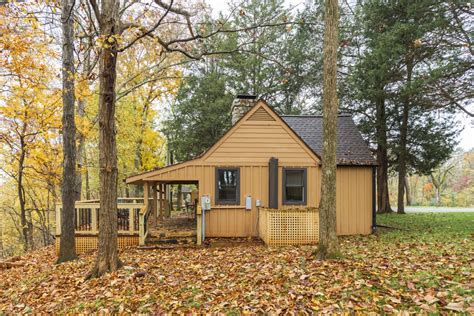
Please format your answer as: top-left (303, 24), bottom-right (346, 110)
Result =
top-left (282, 114), bottom-right (377, 166)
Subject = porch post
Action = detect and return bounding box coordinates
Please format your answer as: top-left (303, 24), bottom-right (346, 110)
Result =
top-left (139, 182), bottom-right (150, 246)
top-left (159, 183), bottom-right (164, 221)
top-left (151, 182), bottom-right (157, 227)
top-left (144, 182), bottom-right (149, 216)
top-left (165, 184), bottom-right (171, 218)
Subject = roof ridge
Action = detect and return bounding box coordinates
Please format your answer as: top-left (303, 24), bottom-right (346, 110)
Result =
top-left (281, 113), bottom-right (352, 118)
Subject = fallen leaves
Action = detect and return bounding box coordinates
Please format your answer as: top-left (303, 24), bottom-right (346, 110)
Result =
top-left (0, 213), bottom-right (473, 313)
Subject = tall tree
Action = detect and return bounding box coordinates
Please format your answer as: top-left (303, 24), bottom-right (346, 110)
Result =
top-left (83, 0), bottom-right (300, 277)
top-left (162, 66), bottom-right (233, 161)
top-left (57, 0), bottom-right (77, 263)
top-left (317, 0), bottom-right (340, 259)
top-left (85, 0), bottom-right (121, 278)
top-left (348, 0), bottom-right (471, 214)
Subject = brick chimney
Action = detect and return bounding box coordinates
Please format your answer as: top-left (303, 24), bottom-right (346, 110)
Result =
top-left (231, 94), bottom-right (257, 125)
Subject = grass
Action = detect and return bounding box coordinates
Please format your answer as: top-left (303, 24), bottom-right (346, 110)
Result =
top-left (376, 212), bottom-right (474, 241)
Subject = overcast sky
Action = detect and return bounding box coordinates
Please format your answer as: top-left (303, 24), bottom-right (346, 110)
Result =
top-left (205, 0), bottom-right (473, 151)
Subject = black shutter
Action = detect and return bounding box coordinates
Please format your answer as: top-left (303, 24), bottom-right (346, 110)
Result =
top-left (269, 157), bottom-right (278, 209)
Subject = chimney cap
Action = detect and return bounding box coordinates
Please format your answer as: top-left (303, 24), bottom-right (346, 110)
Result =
top-left (236, 94), bottom-right (257, 100)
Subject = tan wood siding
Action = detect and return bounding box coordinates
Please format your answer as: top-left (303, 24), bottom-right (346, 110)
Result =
top-left (205, 121), bottom-right (316, 165)
top-left (334, 167), bottom-right (372, 235)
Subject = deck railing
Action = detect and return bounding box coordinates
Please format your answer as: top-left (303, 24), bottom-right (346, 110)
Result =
top-left (138, 203), bottom-right (152, 246)
top-left (55, 200), bottom-right (148, 236)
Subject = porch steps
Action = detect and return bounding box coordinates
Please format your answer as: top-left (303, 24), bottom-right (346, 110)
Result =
top-left (142, 228), bottom-right (197, 249)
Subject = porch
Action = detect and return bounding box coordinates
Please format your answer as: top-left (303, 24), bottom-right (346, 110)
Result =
top-left (55, 181), bottom-right (200, 254)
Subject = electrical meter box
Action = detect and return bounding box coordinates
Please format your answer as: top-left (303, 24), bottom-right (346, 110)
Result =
top-left (245, 195), bottom-right (252, 210)
top-left (201, 195), bottom-right (211, 211)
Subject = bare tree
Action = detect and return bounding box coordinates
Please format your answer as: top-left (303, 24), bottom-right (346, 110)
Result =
top-left (85, 0), bottom-right (122, 278)
top-left (57, 0), bottom-right (78, 263)
top-left (317, 0), bottom-right (340, 260)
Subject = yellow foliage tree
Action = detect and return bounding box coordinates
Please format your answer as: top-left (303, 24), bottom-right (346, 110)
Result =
top-left (0, 6), bottom-right (61, 252)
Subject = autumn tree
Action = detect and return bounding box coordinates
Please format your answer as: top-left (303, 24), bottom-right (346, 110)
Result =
top-left (0, 5), bottom-right (61, 251)
top-left (317, 0), bottom-right (340, 259)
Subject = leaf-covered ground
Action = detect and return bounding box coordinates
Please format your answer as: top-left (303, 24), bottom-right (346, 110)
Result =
top-left (1, 213), bottom-right (473, 313)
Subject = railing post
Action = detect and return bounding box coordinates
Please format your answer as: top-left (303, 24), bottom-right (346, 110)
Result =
top-left (55, 204), bottom-right (61, 236)
top-left (139, 210), bottom-right (145, 246)
top-left (128, 206), bottom-right (134, 233)
top-left (91, 207), bottom-right (98, 233)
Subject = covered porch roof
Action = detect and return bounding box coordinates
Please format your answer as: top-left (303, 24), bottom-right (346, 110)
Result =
top-left (124, 159), bottom-right (200, 185)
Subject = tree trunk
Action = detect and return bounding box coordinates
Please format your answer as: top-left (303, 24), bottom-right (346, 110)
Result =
top-left (84, 153), bottom-right (91, 200)
top-left (405, 176), bottom-right (411, 206)
top-left (76, 36), bottom-right (92, 201)
top-left (317, 0), bottom-right (340, 260)
top-left (411, 176), bottom-right (418, 205)
top-left (375, 95), bottom-right (393, 214)
top-left (133, 99), bottom-right (151, 197)
top-left (435, 187), bottom-right (440, 205)
top-left (397, 58), bottom-right (412, 215)
top-left (57, 0), bottom-right (78, 263)
top-left (87, 0), bottom-right (121, 278)
top-left (18, 137), bottom-right (30, 252)
top-left (0, 222), bottom-right (4, 257)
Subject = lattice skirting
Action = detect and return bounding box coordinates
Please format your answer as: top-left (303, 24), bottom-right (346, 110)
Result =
top-left (55, 235), bottom-right (139, 255)
top-left (259, 208), bottom-right (319, 246)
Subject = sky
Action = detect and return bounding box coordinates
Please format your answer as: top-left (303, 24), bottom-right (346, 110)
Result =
top-left (206, 0), bottom-right (474, 151)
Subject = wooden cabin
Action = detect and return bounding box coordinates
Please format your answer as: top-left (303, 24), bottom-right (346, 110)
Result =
top-left (56, 96), bottom-right (376, 252)
top-left (125, 96), bottom-right (377, 246)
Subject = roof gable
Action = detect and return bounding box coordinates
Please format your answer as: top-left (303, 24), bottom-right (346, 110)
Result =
top-left (201, 100), bottom-right (320, 164)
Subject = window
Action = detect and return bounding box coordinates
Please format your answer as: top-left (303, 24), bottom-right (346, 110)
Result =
top-left (283, 168), bottom-right (307, 205)
top-left (215, 168), bottom-right (240, 205)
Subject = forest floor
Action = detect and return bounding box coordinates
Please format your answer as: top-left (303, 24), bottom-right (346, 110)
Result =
top-left (1, 213), bottom-right (473, 313)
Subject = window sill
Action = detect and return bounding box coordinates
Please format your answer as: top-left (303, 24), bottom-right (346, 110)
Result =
top-left (212, 205), bottom-right (246, 209)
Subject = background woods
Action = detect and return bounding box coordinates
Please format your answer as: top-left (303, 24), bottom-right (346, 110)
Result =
top-left (0, 0), bottom-right (473, 258)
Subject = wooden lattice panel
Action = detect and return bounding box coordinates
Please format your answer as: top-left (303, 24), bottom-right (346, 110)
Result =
top-left (258, 208), bottom-right (319, 246)
top-left (55, 235), bottom-right (139, 255)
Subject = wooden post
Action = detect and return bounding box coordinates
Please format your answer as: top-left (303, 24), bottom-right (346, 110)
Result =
top-left (128, 206), bottom-right (134, 233)
top-left (91, 207), bottom-right (98, 233)
top-left (151, 183), bottom-right (157, 227)
top-left (139, 182), bottom-right (150, 246)
top-left (159, 183), bottom-right (164, 221)
top-left (55, 204), bottom-right (61, 236)
top-left (196, 204), bottom-right (202, 246)
top-left (144, 182), bottom-right (149, 210)
top-left (165, 184), bottom-right (170, 218)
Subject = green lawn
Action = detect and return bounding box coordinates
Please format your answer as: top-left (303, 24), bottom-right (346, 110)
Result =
top-left (376, 212), bottom-right (474, 241)
top-left (1, 212), bottom-right (473, 313)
